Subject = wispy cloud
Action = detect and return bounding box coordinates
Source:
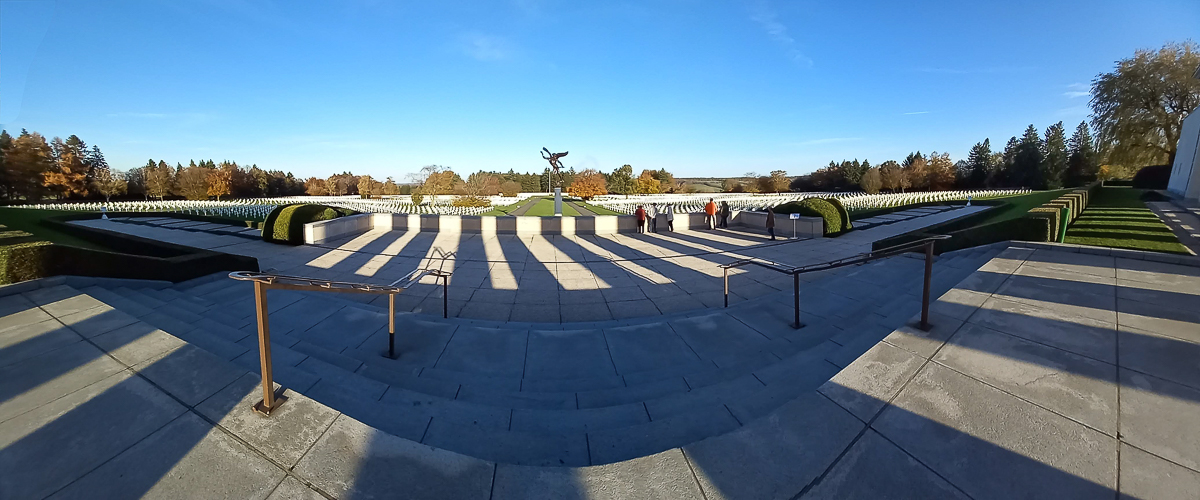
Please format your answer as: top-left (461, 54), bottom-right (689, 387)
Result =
top-left (749, 1), bottom-right (812, 67)
top-left (789, 137), bottom-right (862, 147)
top-left (459, 33), bottom-right (514, 61)
top-left (1063, 83), bottom-right (1090, 99)
top-left (913, 66), bottom-right (1035, 75)
top-left (903, 111), bottom-right (931, 115)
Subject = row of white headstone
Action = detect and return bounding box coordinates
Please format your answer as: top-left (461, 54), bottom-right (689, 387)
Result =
top-left (590, 189), bottom-right (1030, 215)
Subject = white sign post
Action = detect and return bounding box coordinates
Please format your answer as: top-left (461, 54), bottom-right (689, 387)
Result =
top-left (789, 212), bottom-right (800, 239)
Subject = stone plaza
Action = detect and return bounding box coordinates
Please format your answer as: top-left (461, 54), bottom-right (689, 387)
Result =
top-left (1, 207), bottom-right (1199, 499)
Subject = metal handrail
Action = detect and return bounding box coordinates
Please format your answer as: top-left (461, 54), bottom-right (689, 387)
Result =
top-left (229, 267), bottom-right (452, 416)
top-left (719, 235), bottom-right (951, 330)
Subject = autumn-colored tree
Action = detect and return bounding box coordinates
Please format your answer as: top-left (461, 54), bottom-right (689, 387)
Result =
top-left (2, 131), bottom-right (54, 201)
top-left (91, 168), bottom-right (127, 203)
top-left (860, 167), bottom-right (882, 194)
top-left (768, 170), bottom-right (790, 193)
top-left (900, 157), bottom-right (927, 191)
top-left (177, 165), bottom-right (211, 200)
top-left (304, 177), bottom-right (325, 195)
top-left (1091, 41), bottom-right (1200, 166)
top-left (382, 177), bottom-right (401, 195)
top-left (500, 180), bottom-right (521, 197)
top-left (568, 169), bottom-right (608, 200)
top-left (879, 160), bottom-right (907, 192)
top-left (324, 175), bottom-right (339, 195)
top-left (146, 160), bottom-right (174, 200)
top-left (926, 152), bottom-right (956, 191)
top-left (722, 178), bottom-right (742, 192)
top-left (206, 164), bottom-right (234, 200)
top-left (634, 170), bottom-right (661, 194)
top-left (357, 175), bottom-right (376, 198)
top-left (43, 150), bottom-right (90, 199)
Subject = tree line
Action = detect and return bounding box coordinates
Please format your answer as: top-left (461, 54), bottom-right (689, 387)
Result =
top-left (788, 121), bottom-right (1099, 194)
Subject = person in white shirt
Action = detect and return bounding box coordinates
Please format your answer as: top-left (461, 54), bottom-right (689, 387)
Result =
top-left (649, 203), bottom-right (659, 233)
top-left (664, 204), bottom-right (675, 231)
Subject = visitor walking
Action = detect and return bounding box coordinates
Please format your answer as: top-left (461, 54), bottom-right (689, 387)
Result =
top-left (719, 201), bottom-right (730, 228)
top-left (665, 204), bottom-right (675, 231)
top-left (705, 199), bottom-right (717, 230)
top-left (635, 205), bottom-right (646, 233)
top-left (765, 206), bottom-right (777, 241)
top-left (649, 203), bottom-right (659, 233)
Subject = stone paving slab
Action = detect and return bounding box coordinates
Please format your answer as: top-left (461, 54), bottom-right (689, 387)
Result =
top-left (293, 414), bottom-right (496, 499)
top-left (76, 208), bottom-right (985, 323)
top-left (801, 429), bottom-right (968, 499)
top-left (493, 449), bottom-right (706, 500)
top-left (873, 363), bottom-right (1118, 499)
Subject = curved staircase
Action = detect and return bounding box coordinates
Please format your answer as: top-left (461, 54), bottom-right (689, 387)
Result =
top-left (70, 243), bottom-right (1006, 467)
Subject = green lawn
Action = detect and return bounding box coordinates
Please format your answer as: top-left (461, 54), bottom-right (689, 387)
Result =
top-left (478, 198), bottom-right (531, 216)
top-left (0, 207), bottom-right (112, 250)
top-left (576, 201), bottom-right (622, 216)
top-left (522, 198), bottom-right (580, 217)
top-left (1064, 187), bottom-right (1189, 255)
top-left (849, 190), bottom-right (1068, 223)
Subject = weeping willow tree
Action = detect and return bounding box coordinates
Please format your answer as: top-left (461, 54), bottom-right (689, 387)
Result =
top-left (1090, 41), bottom-right (1200, 167)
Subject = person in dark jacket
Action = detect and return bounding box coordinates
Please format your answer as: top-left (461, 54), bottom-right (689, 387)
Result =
top-left (719, 201), bottom-right (730, 228)
top-left (765, 206), bottom-right (776, 240)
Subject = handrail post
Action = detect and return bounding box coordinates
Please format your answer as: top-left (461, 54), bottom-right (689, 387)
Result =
top-left (442, 275), bottom-right (449, 319)
top-left (388, 293), bottom-right (396, 359)
top-left (252, 281), bottom-right (283, 415)
top-left (793, 272), bottom-right (801, 329)
top-left (920, 240), bottom-right (934, 330)
top-left (723, 267), bottom-right (729, 308)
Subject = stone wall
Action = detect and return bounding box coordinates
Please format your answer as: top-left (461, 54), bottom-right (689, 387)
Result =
top-left (304, 211), bottom-right (823, 244)
top-left (1168, 105), bottom-right (1200, 202)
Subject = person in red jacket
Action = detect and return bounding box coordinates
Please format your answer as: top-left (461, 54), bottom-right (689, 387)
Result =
top-left (704, 199), bottom-right (717, 229)
top-left (635, 205), bottom-right (647, 233)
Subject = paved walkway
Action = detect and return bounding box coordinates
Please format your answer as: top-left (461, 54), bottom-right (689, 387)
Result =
top-left (2, 243), bottom-right (1197, 498)
top-left (505, 197), bottom-right (544, 216)
top-left (1148, 201), bottom-right (1200, 256)
top-left (75, 206), bottom-right (988, 323)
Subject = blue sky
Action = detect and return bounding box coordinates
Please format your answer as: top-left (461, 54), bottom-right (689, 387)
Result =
top-left (2, 0), bottom-right (1196, 179)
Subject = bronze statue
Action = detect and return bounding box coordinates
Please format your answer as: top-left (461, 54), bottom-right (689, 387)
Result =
top-left (541, 147), bottom-right (568, 188)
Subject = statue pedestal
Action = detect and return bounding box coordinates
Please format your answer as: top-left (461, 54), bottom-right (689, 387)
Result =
top-left (554, 188), bottom-right (563, 216)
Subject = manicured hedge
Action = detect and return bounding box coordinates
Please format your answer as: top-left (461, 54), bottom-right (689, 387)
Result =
top-left (263, 204), bottom-right (355, 245)
top-left (0, 241), bottom-right (258, 285)
top-left (824, 197), bottom-right (853, 232)
top-left (774, 198), bottom-right (844, 235)
top-left (1131, 165), bottom-right (1170, 190)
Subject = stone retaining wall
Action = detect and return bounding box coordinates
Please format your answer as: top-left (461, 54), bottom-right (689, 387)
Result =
top-left (304, 211), bottom-right (823, 244)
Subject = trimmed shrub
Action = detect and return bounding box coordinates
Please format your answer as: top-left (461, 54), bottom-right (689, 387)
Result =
top-left (824, 197), bottom-right (852, 232)
top-left (263, 204), bottom-right (354, 245)
top-left (451, 196), bottom-right (491, 208)
top-left (1131, 165), bottom-right (1170, 190)
top-left (1, 240), bottom-right (257, 285)
top-left (774, 198), bottom-right (843, 235)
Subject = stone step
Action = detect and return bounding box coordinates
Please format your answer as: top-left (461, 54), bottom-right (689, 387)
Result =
top-left (79, 286), bottom-right (156, 318)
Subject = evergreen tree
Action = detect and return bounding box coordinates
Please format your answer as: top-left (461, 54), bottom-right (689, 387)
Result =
top-left (1066, 121), bottom-right (1099, 186)
top-left (996, 136), bottom-right (1020, 187)
top-left (965, 139), bottom-right (993, 189)
top-left (1040, 122), bottom-right (1068, 189)
top-left (0, 130), bottom-right (12, 200)
top-left (1012, 126), bottom-right (1043, 188)
top-left (85, 145), bottom-right (109, 188)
